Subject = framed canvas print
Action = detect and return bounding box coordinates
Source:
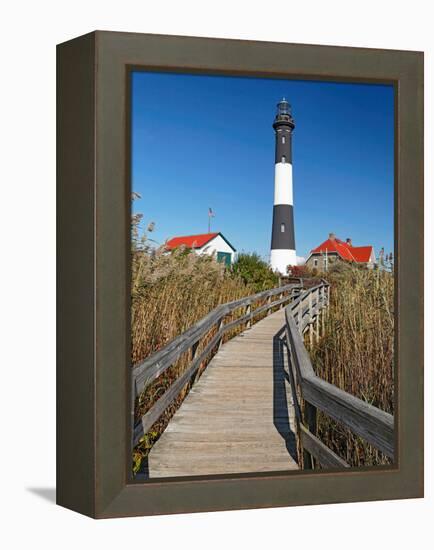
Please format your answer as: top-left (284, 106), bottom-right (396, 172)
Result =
top-left (57, 31), bottom-right (423, 518)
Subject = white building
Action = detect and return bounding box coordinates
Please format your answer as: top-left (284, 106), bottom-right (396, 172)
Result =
top-left (165, 232), bottom-right (236, 266)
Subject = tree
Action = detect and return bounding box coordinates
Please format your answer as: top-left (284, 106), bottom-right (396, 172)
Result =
top-left (232, 253), bottom-right (279, 291)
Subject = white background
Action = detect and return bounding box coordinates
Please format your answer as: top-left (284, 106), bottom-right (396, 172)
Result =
top-left (1, 1), bottom-right (432, 547)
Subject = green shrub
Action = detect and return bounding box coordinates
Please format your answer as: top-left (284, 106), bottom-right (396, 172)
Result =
top-left (231, 252), bottom-right (279, 292)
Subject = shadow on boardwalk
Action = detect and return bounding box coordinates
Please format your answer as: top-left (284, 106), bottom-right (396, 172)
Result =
top-left (273, 326), bottom-right (298, 463)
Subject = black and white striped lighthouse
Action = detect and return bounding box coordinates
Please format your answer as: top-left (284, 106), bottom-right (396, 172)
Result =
top-left (270, 98), bottom-right (297, 273)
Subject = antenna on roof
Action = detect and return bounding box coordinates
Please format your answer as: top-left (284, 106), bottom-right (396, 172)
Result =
top-left (208, 207), bottom-right (215, 233)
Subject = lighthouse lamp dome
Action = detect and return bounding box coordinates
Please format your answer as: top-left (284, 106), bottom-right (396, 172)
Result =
top-left (276, 98), bottom-right (291, 116)
top-left (273, 97), bottom-right (295, 130)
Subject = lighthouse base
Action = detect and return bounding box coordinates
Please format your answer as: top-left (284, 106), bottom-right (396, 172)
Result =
top-left (270, 249), bottom-right (297, 275)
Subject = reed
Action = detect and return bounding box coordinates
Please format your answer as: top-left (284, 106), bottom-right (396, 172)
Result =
top-left (307, 263), bottom-right (394, 466)
top-left (130, 213), bottom-right (280, 473)
top-left (132, 247), bottom-right (253, 366)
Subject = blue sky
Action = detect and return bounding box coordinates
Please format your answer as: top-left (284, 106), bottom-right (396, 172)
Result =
top-left (131, 71), bottom-right (394, 260)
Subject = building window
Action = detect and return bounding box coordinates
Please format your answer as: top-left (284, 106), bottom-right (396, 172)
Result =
top-left (314, 259), bottom-right (318, 267)
top-left (217, 252), bottom-right (231, 267)
top-left (282, 135), bottom-right (286, 144)
top-left (280, 223), bottom-right (285, 233)
top-left (281, 155), bottom-right (286, 163)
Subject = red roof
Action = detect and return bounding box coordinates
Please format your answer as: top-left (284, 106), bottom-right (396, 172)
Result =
top-left (310, 237), bottom-right (373, 263)
top-left (165, 232), bottom-right (219, 250)
top-left (350, 246), bottom-right (373, 263)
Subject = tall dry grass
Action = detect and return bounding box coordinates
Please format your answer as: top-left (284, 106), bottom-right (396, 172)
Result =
top-left (307, 263), bottom-right (394, 466)
top-left (132, 247), bottom-right (254, 365)
top-left (131, 215), bottom-right (267, 473)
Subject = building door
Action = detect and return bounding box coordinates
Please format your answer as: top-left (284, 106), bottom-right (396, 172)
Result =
top-left (217, 252), bottom-right (231, 267)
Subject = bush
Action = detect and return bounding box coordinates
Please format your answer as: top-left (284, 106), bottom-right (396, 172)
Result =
top-left (231, 252), bottom-right (279, 292)
top-left (287, 264), bottom-right (310, 278)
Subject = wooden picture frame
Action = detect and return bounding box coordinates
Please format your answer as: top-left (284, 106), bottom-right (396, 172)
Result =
top-left (57, 31), bottom-right (423, 518)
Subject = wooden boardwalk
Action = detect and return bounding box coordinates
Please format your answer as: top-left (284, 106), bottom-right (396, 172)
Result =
top-left (135, 281), bottom-right (394, 478)
top-left (147, 309), bottom-right (299, 478)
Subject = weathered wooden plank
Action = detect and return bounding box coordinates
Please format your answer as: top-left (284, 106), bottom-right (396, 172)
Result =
top-left (299, 424), bottom-right (349, 469)
top-left (133, 283), bottom-right (301, 392)
top-left (178, 406), bottom-right (294, 414)
top-left (133, 306), bottom-right (224, 392)
top-left (284, 287), bottom-right (395, 460)
top-left (163, 425), bottom-right (294, 435)
top-left (136, 280), bottom-right (392, 480)
top-left (154, 440), bottom-right (294, 450)
top-left (303, 401), bottom-right (318, 469)
top-left (285, 312), bottom-right (316, 378)
top-left (285, 326), bottom-right (303, 423)
top-left (147, 308), bottom-right (299, 477)
top-left (149, 431), bottom-right (291, 443)
top-left (302, 376), bottom-right (394, 458)
top-left (134, 326), bottom-right (223, 445)
top-left (148, 461), bottom-right (297, 477)
top-left (135, 302), bottom-right (301, 446)
top-left (223, 283), bottom-right (297, 310)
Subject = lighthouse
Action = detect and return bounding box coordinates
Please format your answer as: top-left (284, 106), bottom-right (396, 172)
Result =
top-left (270, 98), bottom-right (296, 274)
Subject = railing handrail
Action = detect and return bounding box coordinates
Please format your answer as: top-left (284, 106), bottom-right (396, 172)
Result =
top-left (284, 283), bottom-right (394, 463)
top-left (133, 277), bottom-right (394, 465)
top-left (133, 280), bottom-right (303, 446)
top-left (133, 280), bottom-right (302, 393)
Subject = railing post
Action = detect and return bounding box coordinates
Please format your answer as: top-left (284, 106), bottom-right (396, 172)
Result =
top-left (321, 302), bottom-right (325, 335)
top-left (267, 295), bottom-right (272, 315)
top-left (308, 291), bottom-right (313, 347)
top-left (246, 303), bottom-right (252, 329)
top-left (191, 340), bottom-right (199, 359)
top-left (303, 401), bottom-right (318, 470)
top-left (293, 285), bottom-right (302, 301)
top-left (217, 316), bottom-right (224, 349)
top-left (315, 287), bottom-right (320, 342)
top-left (191, 340), bottom-right (201, 384)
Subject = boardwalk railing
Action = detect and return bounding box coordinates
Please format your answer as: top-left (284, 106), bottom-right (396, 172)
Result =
top-left (284, 280), bottom-right (394, 469)
top-left (132, 281), bottom-right (303, 447)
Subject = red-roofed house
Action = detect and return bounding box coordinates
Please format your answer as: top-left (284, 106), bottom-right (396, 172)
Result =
top-left (305, 233), bottom-right (376, 270)
top-left (165, 232), bottom-right (236, 266)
